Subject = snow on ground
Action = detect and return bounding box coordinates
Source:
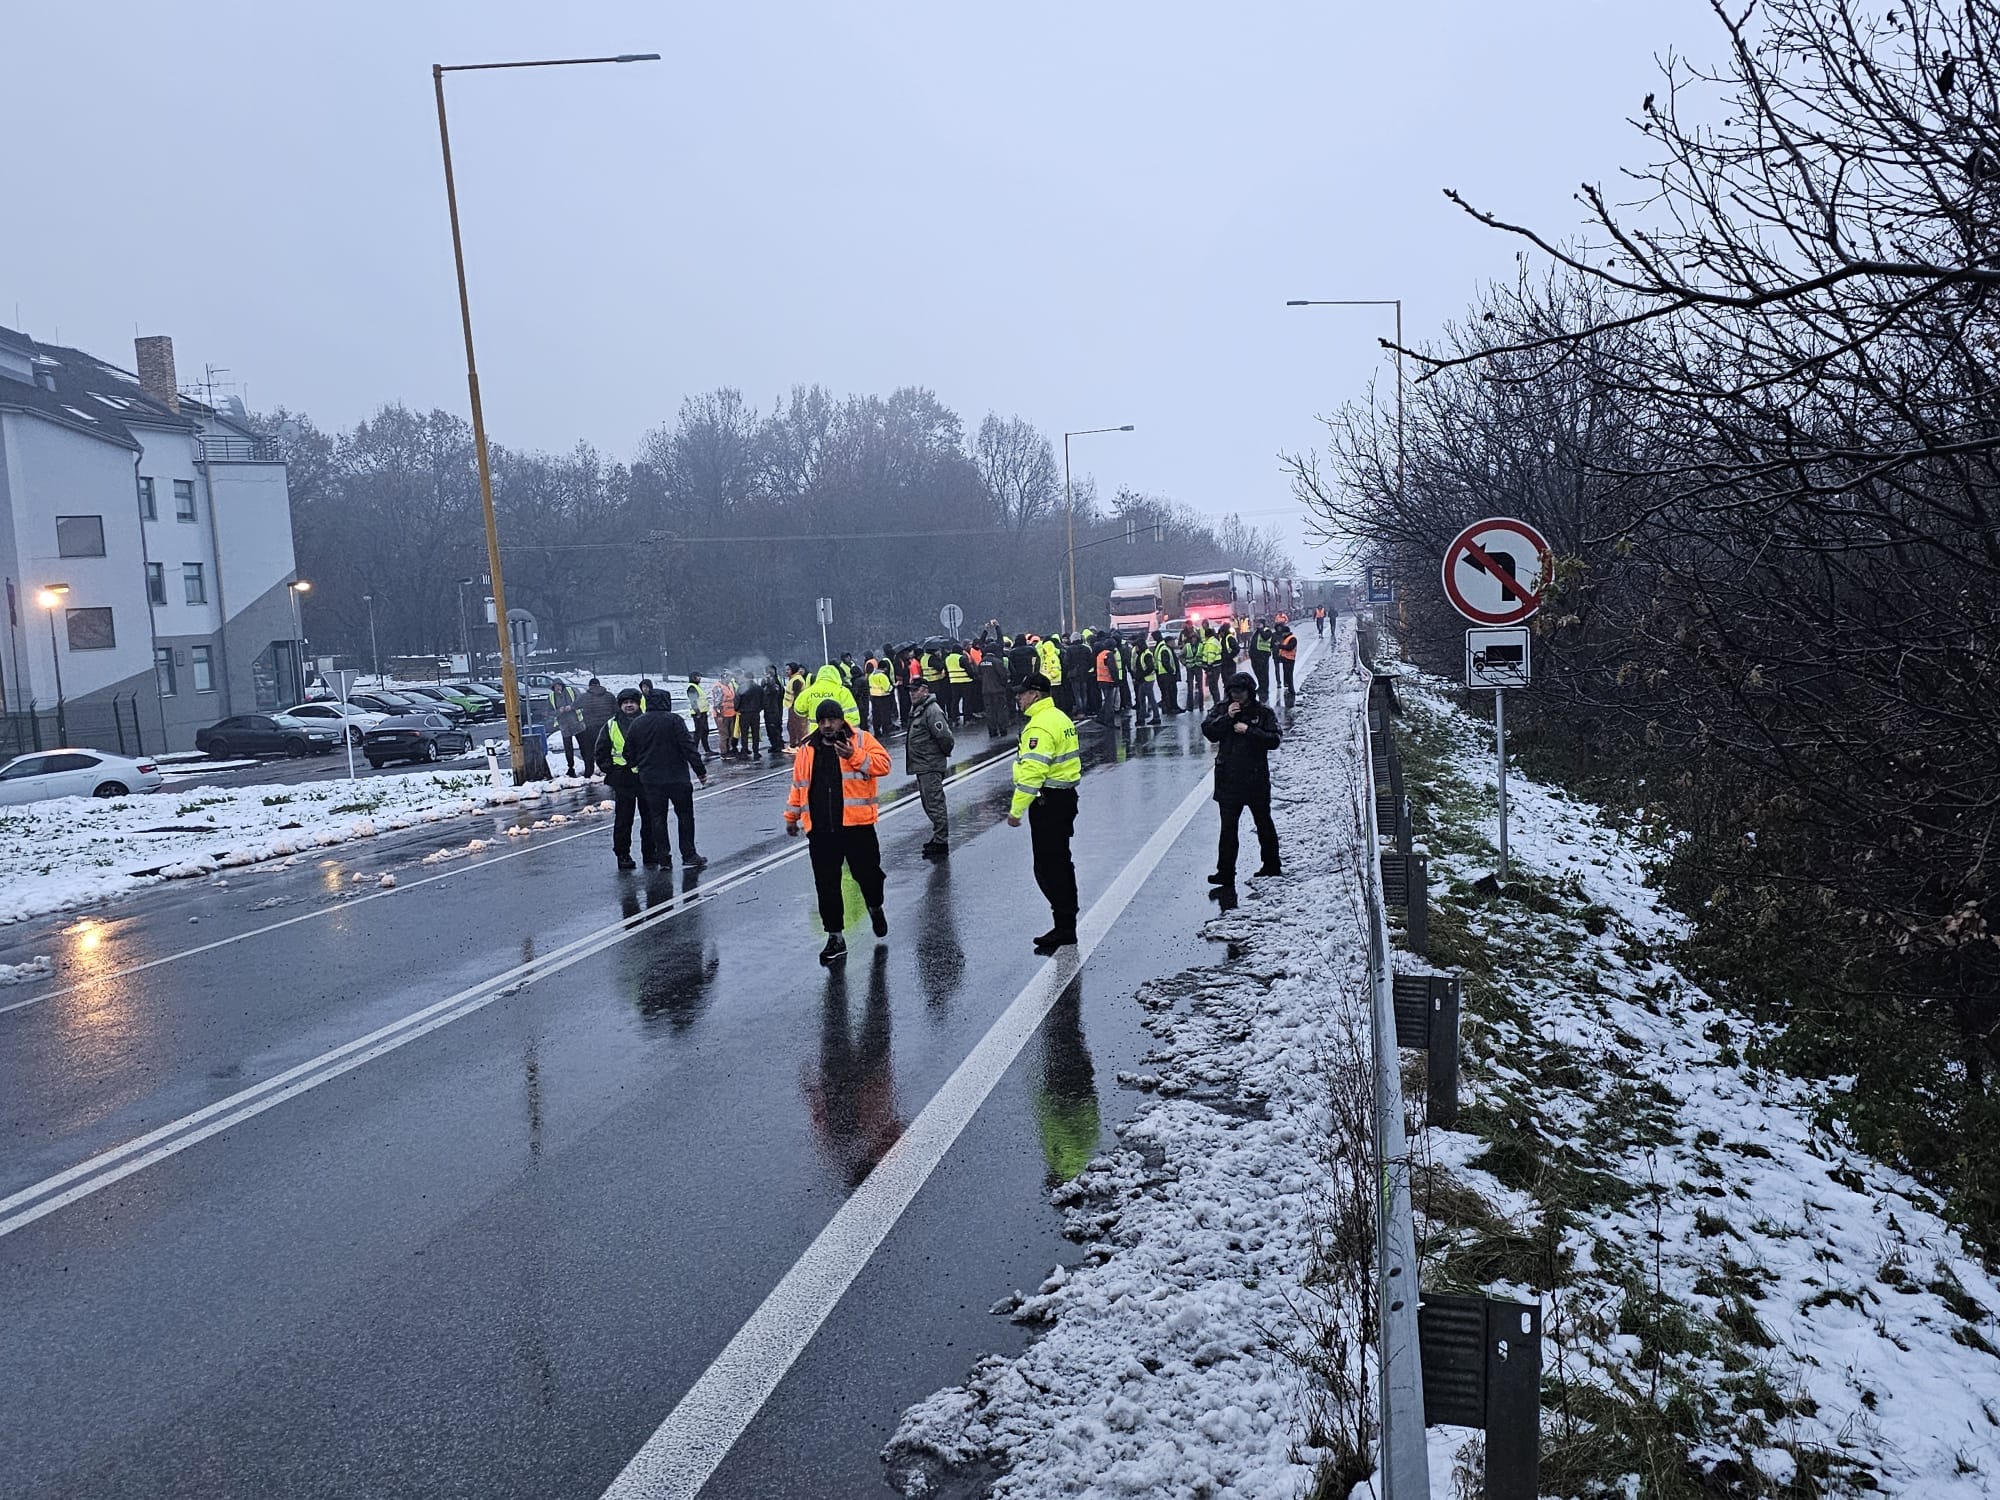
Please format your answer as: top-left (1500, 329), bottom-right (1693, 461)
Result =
top-left (0, 766), bottom-right (600, 927)
top-left (883, 631), bottom-right (1374, 1499)
top-left (1391, 667), bottom-right (2000, 1496)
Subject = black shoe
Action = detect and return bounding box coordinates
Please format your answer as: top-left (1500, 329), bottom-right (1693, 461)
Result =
top-left (819, 934), bottom-right (847, 965)
top-left (1207, 883), bottom-right (1235, 902)
top-left (685, 854), bottom-right (709, 870)
top-left (1207, 871), bottom-right (1229, 885)
top-left (1255, 864), bottom-right (1283, 877)
top-left (869, 905), bottom-right (889, 937)
top-left (1032, 929), bottom-right (1060, 953)
top-left (643, 860), bottom-right (661, 870)
top-left (616, 855), bottom-right (637, 870)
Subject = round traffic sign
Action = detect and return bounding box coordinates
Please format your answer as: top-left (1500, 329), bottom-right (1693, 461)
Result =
top-left (940, 603), bottom-right (965, 634)
top-left (1440, 517), bottom-right (1551, 626)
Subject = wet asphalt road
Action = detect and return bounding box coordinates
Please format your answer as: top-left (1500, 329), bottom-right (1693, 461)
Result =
top-left (0, 667), bottom-right (1320, 1499)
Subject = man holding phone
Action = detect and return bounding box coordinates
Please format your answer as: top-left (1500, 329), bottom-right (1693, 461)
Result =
top-left (1201, 671), bottom-right (1283, 892)
top-left (785, 698), bottom-right (893, 964)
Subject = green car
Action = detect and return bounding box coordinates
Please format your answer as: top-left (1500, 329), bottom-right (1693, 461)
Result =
top-left (400, 684), bottom-right (491, 720)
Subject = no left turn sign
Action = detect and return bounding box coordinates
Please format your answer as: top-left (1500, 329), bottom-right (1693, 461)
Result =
top-left (1441, 516), bottom-right (1551, 626)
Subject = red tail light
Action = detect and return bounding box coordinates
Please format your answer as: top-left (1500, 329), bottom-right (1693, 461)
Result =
top-left (136, 762), bottom-right (158, 773)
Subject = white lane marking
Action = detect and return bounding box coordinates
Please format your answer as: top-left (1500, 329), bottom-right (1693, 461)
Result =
top-left (597, 759), bottom-right (1220, 1500)
top-left (0, 754), bottom-right (1018, 1239)
top-left (0, 760), bottom-right (882, 1020)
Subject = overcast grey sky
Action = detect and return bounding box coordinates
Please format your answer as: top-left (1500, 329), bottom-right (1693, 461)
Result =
top-left (3, 1), bottom-right (1685, 568)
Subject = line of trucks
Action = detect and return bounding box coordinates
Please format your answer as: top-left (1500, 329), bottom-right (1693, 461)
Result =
top-left (1106, 571), bottom-right (1302, 639)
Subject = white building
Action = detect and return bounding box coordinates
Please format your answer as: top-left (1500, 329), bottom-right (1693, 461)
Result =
top-left (0, 327), bottom-right (300, 752)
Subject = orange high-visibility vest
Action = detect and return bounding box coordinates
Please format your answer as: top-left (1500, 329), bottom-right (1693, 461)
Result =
top-left (1096, 649), bottom-right (1115, 683)
top-left (784, 731), bottom-right (892, 832)
top-left (1278, 632), bottom-right (1299, 661)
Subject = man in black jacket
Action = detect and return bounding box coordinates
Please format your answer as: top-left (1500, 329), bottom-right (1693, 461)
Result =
top-left (624, 694), bottom-right (709, 869)
top-left (738, 673), bottom-right (766, 758)
top-left (1201, 671), bottom-right (1282, 890)
top-left (1007, 634), bottom-right (1037, 688)
top-left (577, 677), bottom-right (618, 778)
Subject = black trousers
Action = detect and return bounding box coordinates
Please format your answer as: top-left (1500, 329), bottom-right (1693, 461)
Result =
top-left (611, 779), bottom-right (650, 862)
top-left (1280, 657), bottom-right (1297, 696)
top-left (873, 696), bottom-right (896, 733)
top-left (764, 707), bottom-right (783, 752)
top-left (642, 781), bottom-right (698, 863)
top-left (1028, 788), bottom-right (1079, 931)
top-left (692, 713), bottom-right (711, 752)
top-left (741, 714), bottom-right (761, 755)
top-left (1252, 654), bottom-right (1271, 699)
top-left (1054, 681), bottom-right (1074, 714)
top-left (808, 823), bottom-right (884, 932)
top-left (1161, 674), bottom-right (1180, 713)
top-left (1217, 789), bottom-right (1279, 878)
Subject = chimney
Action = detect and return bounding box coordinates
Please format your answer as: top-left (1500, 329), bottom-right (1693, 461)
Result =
top-left (134, 335), bottom-right (179, 412)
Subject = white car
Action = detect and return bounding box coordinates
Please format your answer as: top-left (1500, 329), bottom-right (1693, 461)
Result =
top-left (282, 700), bottom-right (386, 745)
top-left (0, 748), bottom-right (163, 805)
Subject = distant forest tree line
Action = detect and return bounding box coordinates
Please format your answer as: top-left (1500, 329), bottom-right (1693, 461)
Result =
top-left (1290, 0), bottom-right (2000, 1243)
top-left (262, 387), bottom-right (1293, 674)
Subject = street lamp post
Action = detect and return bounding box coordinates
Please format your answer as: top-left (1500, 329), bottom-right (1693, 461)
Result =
top-left (362, 593), bottom-right (381, 684)
top-left (434, 51), bottom-right (659, 778)
top-left (1063, 425), bottom-right (1135, 633)
top-left (455, 578), bottom-right (475, 675)
top-left (36, 585), bottom-right (68, 747)
top-left (287, 580), bottom-right (312, 702)
top-left (1285, 299), bottom-right (1405, 502)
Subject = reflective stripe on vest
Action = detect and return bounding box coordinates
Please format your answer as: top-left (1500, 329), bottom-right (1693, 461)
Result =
top-left (606, 718), bottom-right (629, 768)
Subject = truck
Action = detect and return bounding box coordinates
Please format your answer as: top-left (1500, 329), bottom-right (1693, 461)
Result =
top-left (1109, 573), bottom-right (1183, 638)
top-left (1181, 570), bottom-right (1246, 629)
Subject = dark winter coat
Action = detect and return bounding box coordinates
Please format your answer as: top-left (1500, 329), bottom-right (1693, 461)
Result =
top-left (1007, 640), bottom-right (1037, 684)
top-left (1201, 692), bottom-right (1281, 801)
top-left (738, 679), bottom-right (765, 716)
top-left (625, 706), bottom-right (707, 787)
top-left (906, 693), bottom-right (955, 776)
top-left (578, 683), bottom-right (619, 736)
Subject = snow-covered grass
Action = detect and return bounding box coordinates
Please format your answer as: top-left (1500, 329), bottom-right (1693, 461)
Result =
top-left (0, 767), bottom-right (600, 927)
top-left (1391, 668), bottom-right (2000, 1497)
top-left (884, 640), bottom-right (1376, 1499)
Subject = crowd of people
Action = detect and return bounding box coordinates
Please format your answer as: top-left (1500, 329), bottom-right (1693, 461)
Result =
top-left (536, 607), bottom-right (1313, 965)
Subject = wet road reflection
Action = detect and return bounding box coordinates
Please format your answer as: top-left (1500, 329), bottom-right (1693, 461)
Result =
top-left (619, 874), bottom-right (719, 1034)
top-left (913, 859), bottom-right (965, 1016)
top-left (804, 950), bottom-right (904, 1191)
top-left (1032, 980), bottom-right (1101, 1185)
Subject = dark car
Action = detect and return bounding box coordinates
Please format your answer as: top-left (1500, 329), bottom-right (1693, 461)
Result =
top-left (194, 713), bottom-right (343, 759)
top-left (350, 690), bottom-right (432, 717)
top-left (362, 713), bottom-right (474, 768)
top-left (393, 686), bottom-right (470, 721)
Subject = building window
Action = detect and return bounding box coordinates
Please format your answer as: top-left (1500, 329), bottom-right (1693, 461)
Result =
top-left (65, 607), bottom-right (115, 651)
top-left (147, 562), bottom-right (166, 605)
top-left (174, 479), bottom-right (196, 522)
top-left (183, 563), bottom-right (206, 605)
top-left (192, 644), bottom-right (214, 692)
top-left (155, 647), bottom-right (177, 697)
top-left (137, 476), bottom-right (156, 520)
top-left (55, 515), bottom-right (106, 557)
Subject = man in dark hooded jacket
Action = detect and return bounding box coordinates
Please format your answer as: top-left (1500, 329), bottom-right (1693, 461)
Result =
top-left (625, 694), bottom-right (709, 869)
top-left (1201, 671), bottom-right (1282, 890)
top-left (577, 678), bottom-right (618, 778)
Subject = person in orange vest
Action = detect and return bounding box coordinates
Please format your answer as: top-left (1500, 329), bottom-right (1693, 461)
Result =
top-left (786, 698), bottom-right (893, 965)
top-left (1313, 603), bottom-right (1327, 637)
top-left (1094, 640), bottom-right (1118, 728)
top-left (1277, 622), bottom-right (1300, 704)
top-left (717, 674), bottom-right (739, 758)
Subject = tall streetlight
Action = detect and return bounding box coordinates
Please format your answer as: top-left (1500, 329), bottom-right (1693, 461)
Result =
top-left (288, 579), bottom-right (312, 702)
top-left (36, 585), bottom-right (68, 746)
top-left (1064, 425), bottom-right (1135, 633)
top-left (456, 577), bottom-right (476, 676)
top-left (1286, 299), bottom-right (1405, 503)
top-left (362, 593), bottom-right (381, 684)
top-left (434, 51), bottom-right (660, 777)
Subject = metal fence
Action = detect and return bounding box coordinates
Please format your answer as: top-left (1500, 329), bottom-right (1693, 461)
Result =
top-left (0, 694), bottom-right (154, 760)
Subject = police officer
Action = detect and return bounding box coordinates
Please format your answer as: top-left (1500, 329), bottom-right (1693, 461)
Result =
top-left (1008, 671), bottom-right (1082, 954)
top-left (593, 688), bottom-right (650, 870)
top-left (1250, 618), bottom-right (1275, 702)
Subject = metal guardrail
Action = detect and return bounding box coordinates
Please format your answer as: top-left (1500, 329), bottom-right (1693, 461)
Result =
top-left (193, 434), bottom-right (281, 463)
top-left (1347, 626), bottom-right (1431, 1494)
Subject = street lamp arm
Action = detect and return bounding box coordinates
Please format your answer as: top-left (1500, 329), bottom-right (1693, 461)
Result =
top-left (437, 54), bottom-right (661, 73)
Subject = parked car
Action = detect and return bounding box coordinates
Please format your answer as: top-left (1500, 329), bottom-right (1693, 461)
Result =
top-left (362, 713), bottom-right (474, 768)
top-left (0, 748), bottom-right (163, 804)
top-left (194, 713), bottom-right (343, 759)
top-left (395, 685), bottom-right (475, 720)
top-left (349, 690), bottom-right (430, 718)
top-left (452, 682), bottom-right (509, 715)
top-left (281, 701), bottom-right (386, 745)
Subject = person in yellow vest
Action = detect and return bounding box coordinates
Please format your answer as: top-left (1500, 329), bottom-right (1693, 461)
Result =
top-left (593, 688), bottom-right (651, 869)
top-left (1008, 671), bottom-right (1082, 953)
top-left (785, 699), bottom-right (893, 965)
top-left (786, 663), bottom-right (809, 749)
top-left (1036, 635), bottom-right (1066, 714)
top-left (793, 663), bottom-right (859, 730)
top-left (1201, 626), bottom-right (1225, 705)
top-left (685, 674), bottom-right (711, 753)
top-left (867, 659), bottom-right (896, 734)
top-left (944, 644), bottom-right (973, 727)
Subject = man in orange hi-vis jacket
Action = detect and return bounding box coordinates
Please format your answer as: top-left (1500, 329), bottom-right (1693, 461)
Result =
top-left (786, 698), bottom-right (894, 965)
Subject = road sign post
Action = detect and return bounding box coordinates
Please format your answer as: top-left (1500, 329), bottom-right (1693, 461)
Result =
top-left (815, 596), bottom-right (833, 666)
top-left (1444, 521), bottom-right (1548, 881)
top-left (336, 669), bottom-right (358, 779)
top-left (940, 603), bottom-right (964, 636)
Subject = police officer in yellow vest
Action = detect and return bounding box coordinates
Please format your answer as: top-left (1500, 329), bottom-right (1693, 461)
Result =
top-left (867, 660), bottom-right (895, 734)
top-left (1008, 671), bottom-right (1083, 954)
top-left (1035, 635), bottom-right (1067, 714)
top-left (593, 688), bottom-right (651, 869)
top-left (944, 645), bottom-right (973, 726)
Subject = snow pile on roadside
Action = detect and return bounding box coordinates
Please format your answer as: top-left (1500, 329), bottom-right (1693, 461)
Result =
top-left (0, 771), bottom-right (600, 926)
top-left (0, 955), bottom-right (55, 985)
top-left (884, 648), bottom-right (1372, 1498)
top-left (1395, 671), bottom-right (2000, 1496)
